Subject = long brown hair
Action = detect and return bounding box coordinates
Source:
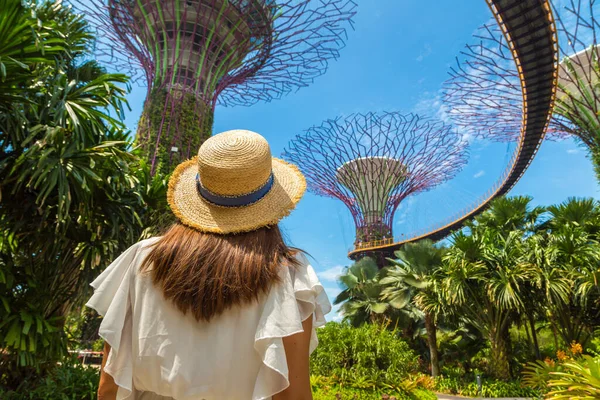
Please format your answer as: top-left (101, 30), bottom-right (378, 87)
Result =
top-left (140, 223), bottom-right (300, 321)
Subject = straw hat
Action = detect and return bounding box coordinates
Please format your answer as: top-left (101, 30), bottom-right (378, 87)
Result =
top-left (167, 130), bottom-right (306, 234)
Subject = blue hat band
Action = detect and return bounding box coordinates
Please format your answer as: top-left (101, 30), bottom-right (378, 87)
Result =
top-left (196, 173), bottom-right (275, 207)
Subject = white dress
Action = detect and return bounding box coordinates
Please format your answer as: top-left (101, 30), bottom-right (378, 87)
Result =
top-left (86, 238), bottom-right (330, 400)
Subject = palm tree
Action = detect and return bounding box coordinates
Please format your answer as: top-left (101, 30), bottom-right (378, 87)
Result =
top-left (475, 195), bottom-right (545, 234)
top-left (380, 240), bottom-right (445, 377)
top-left (439, 197), bottom-right (542, 380)
top-left (525, 198), bottom-right (600, 348)
top-left (334, 257), bottom-right (389, 326)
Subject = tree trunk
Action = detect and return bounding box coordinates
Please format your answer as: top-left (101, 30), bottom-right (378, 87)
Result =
top-left (489, 330), bottom-right (511, 381)
top-left (424, 312), bottom-right (440, 377)
top-left (527, 312), bottom-right (541, 359)
top-left (550, 319), bottom-right (560, 351)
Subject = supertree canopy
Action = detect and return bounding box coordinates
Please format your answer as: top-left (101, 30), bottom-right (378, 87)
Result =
top-left (283, 112), bottom-right (468, 260)
top-left (70, 0), bottom-right (356, 175)
top-left (553, 1), bottom-right (600, 151)
top-left (442, 0), bottom-right (600, 144)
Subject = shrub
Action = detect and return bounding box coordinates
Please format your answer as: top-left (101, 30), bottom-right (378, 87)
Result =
top-left (523, 345), bottom-right (600, 398)
top-left (0, 358), bottom-right (99, 399)
top-left (433, 376), bottom-right (538, 397)
top-left (312, 378), bottom-right (436, 400)
top-left (311, 322), bottom-right (420, 391)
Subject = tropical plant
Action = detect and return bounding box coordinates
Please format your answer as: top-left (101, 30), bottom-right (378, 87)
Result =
top-left (523, 342), bottom-right (600, 398)
top-left (437, 322), bottom-right (486, 374)
top-left (334, 257), bottom-right (389, 326)
top-left (381, 240), bottom-right (445, 377)
top-left (433, 375), bottom-right (538, 397)
top-left (0, 357), bottom-right (99, 400)
top-left (0, 0), bottom-right (150, 386)
top-left (310, 322), bottom-right (420, 392)
top-left (546, 355), bottom-right (600, 398)
top-left (525, 198), bottom-right (600, 349)
top-left (438, 197), bottom-right (543, 380)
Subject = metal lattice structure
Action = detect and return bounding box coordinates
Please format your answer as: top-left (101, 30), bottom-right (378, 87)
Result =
top-left (346, 0), bottom-right (558, 260)
top-left (69, 0), bottom-right (356, 174)
top-left (443, 0), bottom-right (600, 144)
top-left (553, 0), bottom-right (600, 150)
top-left (283, 112), bottom-right (468, 261)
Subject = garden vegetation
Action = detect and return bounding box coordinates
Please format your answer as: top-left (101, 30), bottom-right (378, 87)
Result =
top-left (1, 0), bottom-right (599, 399)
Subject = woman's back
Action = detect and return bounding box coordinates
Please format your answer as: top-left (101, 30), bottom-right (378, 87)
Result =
top-left (92, 130), bottom-right (329, 399)
top-left (89, 237), bottom-right (329, 400)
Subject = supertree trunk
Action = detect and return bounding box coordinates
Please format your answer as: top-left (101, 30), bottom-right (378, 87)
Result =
top-left (68, 0), bottom-right (357, 175)
top-left (284, 112), bottom-right (468, 262)
top-left (137, 89), bottom-right (214, 175)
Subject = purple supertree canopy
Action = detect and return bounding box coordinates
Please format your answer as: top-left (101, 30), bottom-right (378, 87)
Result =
top-left (68, 0), bottom-right (356, 174)
top-left (441, 24), bottom-right (530, 142)
top-left (283, 112), bottom-right (469, 247)
top-left (443, 0), bottom-right (600, 144)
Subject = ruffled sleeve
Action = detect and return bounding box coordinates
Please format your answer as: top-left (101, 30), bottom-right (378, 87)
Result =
top-left (253, 253), bottom-right (331, 400)
top-left (85, 242), bottom-right (141, 400)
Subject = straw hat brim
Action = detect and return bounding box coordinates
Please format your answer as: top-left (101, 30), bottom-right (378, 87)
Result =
top-left (167, 157), bottom-right (306, 234)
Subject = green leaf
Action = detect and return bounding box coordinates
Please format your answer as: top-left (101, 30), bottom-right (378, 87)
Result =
top-left (5, 321), bottom-right (21, 347)
top-left (370, 303), bottom-right (388, 314)
top-left (20, 311), bottom-right (33, 335)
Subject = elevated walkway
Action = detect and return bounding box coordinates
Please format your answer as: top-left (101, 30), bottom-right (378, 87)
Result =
top-left (349, 0), bottom-right (558, 260)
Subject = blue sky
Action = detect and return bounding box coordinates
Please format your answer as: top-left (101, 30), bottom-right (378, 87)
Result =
top-left (117, 0), bottom-right (600, 320)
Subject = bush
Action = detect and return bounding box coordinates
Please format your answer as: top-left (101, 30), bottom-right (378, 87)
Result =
top-left (0, 359), bottom-right (99, 399)
top-left (1, 322), bottom-right (426, 399)
top-left (523, 345), bottom-right (600, 398)
top-left (311, 322), bottom-right (420, 391)
top-left (434, 376), bottom-right (539, 397)
top-left (312, 379), bottom-right (436, 400)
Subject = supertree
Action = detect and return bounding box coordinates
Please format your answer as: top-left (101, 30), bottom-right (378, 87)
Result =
top-left (283, 112), bottom-right (469, 264)
top-left (443, 1), bottom-right (600, 148)
top-left (69, 0), bottom-right (357, 175)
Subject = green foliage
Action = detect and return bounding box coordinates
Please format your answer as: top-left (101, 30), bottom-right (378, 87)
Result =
top-left (523, 344), bottom-right (600, 398)
top-left (0, 358), bottom-right (99, 399)
top-left (137, 88), bottom-right (213, 175)
top-left (312, 382), bottom-right (436, 400)
top-left (433, 376), bottom-right (539, 397)
top-left (381, 240), bottom-right (445, 376)
top-left (0, 0), bottom-right (164, 385)
top-left (332, 196), bottom-right (600, 386)
top-left (547, 355), bottom-right (600, 398)
top-left (334, 257), bottom-right (390, 326)
top-left (526, 198), bottom-right (600, 348)
top-left (438, 203), bottom-right (537, 380)
top-left (310, 322), bottom-right (420, 392)
top-left (381, 240), bottom-right (444, 311)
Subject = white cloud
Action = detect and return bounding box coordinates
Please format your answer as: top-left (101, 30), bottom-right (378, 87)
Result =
top-left (330, 312), bottom-right (344, 322)
top-left (416, 43), bottom-right (432, 62)
top-left (318, 265), bottom-right (345, 282)
top-left (567, 149), bottom-right (579, 154)
top-left (474, 170), bottom-right (486, 179)
top-left (326, 302), bottom-right (344, 323)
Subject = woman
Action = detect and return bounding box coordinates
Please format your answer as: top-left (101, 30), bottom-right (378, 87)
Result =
top-left (88, 130), bottom-right (330, 400)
